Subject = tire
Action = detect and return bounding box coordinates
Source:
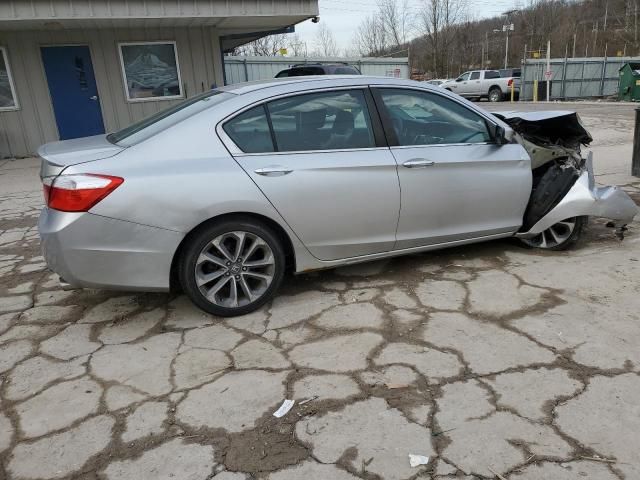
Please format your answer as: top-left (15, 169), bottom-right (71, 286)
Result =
top-left (179, 218), bottom-right (285, 317)
top-left (523, 164), bottom-right (580, 230)
top-left (488, 88), bottom-right (503, 102)
top-left (520, 216), bottom-right (587, 250)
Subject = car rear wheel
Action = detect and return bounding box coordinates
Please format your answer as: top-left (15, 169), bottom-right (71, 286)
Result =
top-left (488, 88), bottom-right (503, 102)
top-left (520, 216), bottom-right (587, 250)
top-left (179, 219), bottom-right (285, 317)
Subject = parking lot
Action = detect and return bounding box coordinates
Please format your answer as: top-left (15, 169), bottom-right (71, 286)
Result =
top-left (0, 102), bottom-right (639, 480)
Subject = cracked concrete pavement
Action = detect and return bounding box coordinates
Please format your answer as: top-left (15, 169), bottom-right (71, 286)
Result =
top-left (0, 103), bottom-right (639, 479)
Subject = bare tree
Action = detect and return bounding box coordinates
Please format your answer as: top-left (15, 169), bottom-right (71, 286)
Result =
top-left (234, 33), bottom-right (289, 56)
top-left (353, 14), bottom-right (389, 56)
top-left (313, 24), bottom-right (340, 57)
top-left (419, 0), bottom-right (467, 76)
top-left (288, 33), bottom-right (308, 57)
top-left (378, 0), bottom-right (414, 47)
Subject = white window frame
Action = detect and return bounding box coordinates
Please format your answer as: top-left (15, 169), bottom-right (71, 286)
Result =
top-left (0, 46), bottom-right (19, 112)
top-left (117, 41), bottom-right (184, 103)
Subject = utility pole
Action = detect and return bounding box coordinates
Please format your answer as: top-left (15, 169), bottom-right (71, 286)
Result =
top-left (501, 9), bottom-right (517, 69)
top-left (505, 26), bottom-right (510, 68)
top-left (494, 23), bottom-right (515, 69)
top-left (485, 31), bottom-right (489, 66)
top-left (546, 39), bottom-right (551, 103)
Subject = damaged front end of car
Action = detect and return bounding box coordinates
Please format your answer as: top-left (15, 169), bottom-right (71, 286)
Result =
top-left (493, 111), bottom-right (639, 243)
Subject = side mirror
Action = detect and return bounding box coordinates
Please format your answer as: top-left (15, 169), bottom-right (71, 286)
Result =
top-left (456, 77), bottom-right (463, 82)
top-left (491, 124), bottom-right (508, 145)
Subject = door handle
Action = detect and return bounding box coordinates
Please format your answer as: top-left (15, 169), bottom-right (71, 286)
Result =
top-left (403, 159), bottom-right (435, 168)
top-left (89, 95), bottom-right (98, 101)
top-left (254, 165), bottom-right (293, 176)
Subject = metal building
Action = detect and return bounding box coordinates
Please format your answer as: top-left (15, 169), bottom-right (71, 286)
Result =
top-left (223, 56), bottom-right (410, 84)
top-left (0, 0), bottom-right (318, 158)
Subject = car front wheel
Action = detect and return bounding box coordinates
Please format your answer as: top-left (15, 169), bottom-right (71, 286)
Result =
top-left (179, 218), bottom-right (285, 317)
top-left (520, 216), bottom-right (587, 251)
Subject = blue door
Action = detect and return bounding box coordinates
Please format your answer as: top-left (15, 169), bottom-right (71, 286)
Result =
top-left (41, 46), bottom-right (105, 140)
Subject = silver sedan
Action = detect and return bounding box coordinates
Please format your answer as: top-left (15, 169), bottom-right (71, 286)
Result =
top-left (38, 76), bottom-right (638, 316)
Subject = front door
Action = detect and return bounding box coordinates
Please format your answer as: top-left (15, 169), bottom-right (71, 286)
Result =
top-left (450, 72), bottom-right (471, 96)
top-left (373, 87), bottom-right (532, 249)
top-left (41, 46), bottom-right (105, 140)
top-left (222, 89), bottom-right (401, 261)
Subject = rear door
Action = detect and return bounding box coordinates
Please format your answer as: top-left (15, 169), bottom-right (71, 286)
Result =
top-left (372, 87), bottom-right (531, 249)
top-left (221, 88), bottom-right (401, 261)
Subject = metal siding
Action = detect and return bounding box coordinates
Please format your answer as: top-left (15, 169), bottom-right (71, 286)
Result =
top-left (0, 26), bottom-right (222, 157)
top-left (223, 56), bottom-right (410, 84)
top-left (0, 1), bottom-right (318, 20)
top-left (521, 57), bottom-right (637, 100)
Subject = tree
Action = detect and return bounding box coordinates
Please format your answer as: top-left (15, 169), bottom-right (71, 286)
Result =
top-left (354, 14), bottom-right (389, 56)
top-left (378, 0), bottom-right (414, 47)
top-left (419, 0), bottom-right (467, 76)
top-left (314, 24), bottom-right (340, 57)
top-left (288, 33), bottom-right (308, 57)
top-left (234, 33), bottom-right (289, 56)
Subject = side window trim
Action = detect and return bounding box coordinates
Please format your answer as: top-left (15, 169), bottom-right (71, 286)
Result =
top-left (219, 87), bottom-right (392, 156)
top-left (363, 88), bottom-right (388, 148)
top-left (370, 86), bottom-right (497, 148)
top-left (370, 87), bottom-right (400, 147)
top-left (263, 104), bottom-right (279, 152)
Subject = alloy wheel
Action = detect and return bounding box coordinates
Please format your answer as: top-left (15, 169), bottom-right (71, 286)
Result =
top-left (489, 89), bottom-right (501, 102)
top-left (522, 218), bottom-right (577, 249)
top-left (194, 231), bottom-right (275, 308)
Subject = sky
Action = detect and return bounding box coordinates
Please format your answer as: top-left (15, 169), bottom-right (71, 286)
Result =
top-left (295, 0), bottom-right (524, 54)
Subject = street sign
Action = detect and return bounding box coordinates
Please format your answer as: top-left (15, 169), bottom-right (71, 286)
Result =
top-left (544, 70), bottom-right (552, 79)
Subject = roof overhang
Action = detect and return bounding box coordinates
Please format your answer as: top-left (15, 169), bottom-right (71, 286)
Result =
top-left (0, 0), bottom-right (318, 31)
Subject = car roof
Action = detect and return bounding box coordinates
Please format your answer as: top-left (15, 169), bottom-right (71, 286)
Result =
top-left (219, 76), bottom-right (432, 95)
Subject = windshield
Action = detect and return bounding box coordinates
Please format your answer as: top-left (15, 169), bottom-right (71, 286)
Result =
top-left (107, 90), bottom-right (232, 146)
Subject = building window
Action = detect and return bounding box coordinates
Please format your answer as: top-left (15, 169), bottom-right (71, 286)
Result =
top-left (118, 42), bottom-right (183, 102)
top-left (0, 47), bottom-right (19, 111)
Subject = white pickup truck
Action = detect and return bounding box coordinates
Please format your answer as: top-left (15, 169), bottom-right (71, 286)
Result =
top-left (441, 70), bottom-right (519, 102)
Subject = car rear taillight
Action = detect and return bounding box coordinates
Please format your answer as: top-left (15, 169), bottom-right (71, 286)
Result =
top-left (507, 78), bottom-right (513, 87)
top-left (43, 174), bottom-right (124, 212)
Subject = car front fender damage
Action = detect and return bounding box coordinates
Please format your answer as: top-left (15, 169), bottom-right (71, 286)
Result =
top-left (516, 154), bottom-right (639, 239)
top-left (494, 110), bottom-right (639, 240)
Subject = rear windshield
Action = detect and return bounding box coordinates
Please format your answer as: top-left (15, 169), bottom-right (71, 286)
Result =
top-left (107, 90), bottom-right (232, 146)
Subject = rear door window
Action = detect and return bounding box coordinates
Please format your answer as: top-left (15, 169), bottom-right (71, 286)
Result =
top-left (223, 105), bottom-right (275, 153)
top-left (266, 90), bottom-right (376, 152)
top-left (470, 71), bottom-right (480, 80)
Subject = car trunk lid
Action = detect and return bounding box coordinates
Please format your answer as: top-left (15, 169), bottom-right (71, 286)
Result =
top-left (39, 134), bottom-right (124, 178)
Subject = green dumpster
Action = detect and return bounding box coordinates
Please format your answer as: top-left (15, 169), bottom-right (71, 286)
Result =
top-left (619, 62), bottom-right (640, 101)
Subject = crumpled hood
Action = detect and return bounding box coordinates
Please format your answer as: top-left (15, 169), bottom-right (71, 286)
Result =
top-left (491, 111), bottom-right (593, 147)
